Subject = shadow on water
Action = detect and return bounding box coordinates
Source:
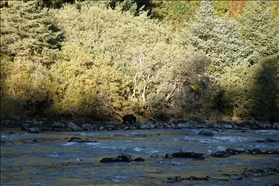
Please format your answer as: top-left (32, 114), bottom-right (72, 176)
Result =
top-left (250, 55), bottom-right (279, 122)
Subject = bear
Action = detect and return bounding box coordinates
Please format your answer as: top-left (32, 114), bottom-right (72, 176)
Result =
top-left (123, 114), bottom-right (136, 125)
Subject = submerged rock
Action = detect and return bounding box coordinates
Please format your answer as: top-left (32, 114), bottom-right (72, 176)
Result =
top-left (199, 130), bottom-right (214, 136)
top-left (134, 157), bottom-right (145, 162)
top-left (68, 137), bottom-right (96, 143)
top-left (229, 174), bottom-right (242, 180)
top-left (151, 154), bottom-right (158, 158)
top-left (265, 138), bottom-right (277, 142)
top-left (186, 176), bottom-right (210, 181)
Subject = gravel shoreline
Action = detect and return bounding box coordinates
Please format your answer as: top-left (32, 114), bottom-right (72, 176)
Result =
top-left (1, 116), bottom-right (278, 133)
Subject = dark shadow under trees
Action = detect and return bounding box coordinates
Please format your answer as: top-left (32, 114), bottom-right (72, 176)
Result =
top-left (250, 55), bottom-right (279, 122)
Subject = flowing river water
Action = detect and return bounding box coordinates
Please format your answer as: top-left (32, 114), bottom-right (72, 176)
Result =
top-left (1, 127), bottom-right (279, 185)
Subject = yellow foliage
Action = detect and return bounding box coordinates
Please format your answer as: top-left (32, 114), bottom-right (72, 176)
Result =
top-left (2, 58), bottom-right (49, 103)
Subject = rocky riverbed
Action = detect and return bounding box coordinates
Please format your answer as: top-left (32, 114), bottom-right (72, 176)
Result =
top-left (1, 117), bottom-right (279, 185)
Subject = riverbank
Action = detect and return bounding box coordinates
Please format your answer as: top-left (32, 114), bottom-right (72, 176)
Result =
top-left (1, 117), bottom-right (279, 134)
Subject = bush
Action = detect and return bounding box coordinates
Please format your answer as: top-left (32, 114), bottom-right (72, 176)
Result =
top-left (48, 2), bottom-right (210, 121)
top-left (0, 97), bottom-right (23, 120)
top-left (219, 55), bottom-right (279, 121)
top-left (0, 1), bottom-right (215, 121)
top-left (1, 58), bottom-right (50, 116)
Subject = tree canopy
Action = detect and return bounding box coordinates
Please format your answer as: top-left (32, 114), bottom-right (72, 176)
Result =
top-left (1, 0), bottom-right (278, 122)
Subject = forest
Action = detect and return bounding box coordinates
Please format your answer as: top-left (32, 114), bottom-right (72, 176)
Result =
top-left (1, 0), bottom-right (279, 123)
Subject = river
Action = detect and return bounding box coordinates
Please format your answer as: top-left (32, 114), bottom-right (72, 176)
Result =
top-left (1, 128), bottom-right (279, 185)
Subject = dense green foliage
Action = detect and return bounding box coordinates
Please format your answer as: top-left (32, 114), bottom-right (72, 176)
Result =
top-left (182, 1), bottom-right (279, 121)
top-left (0, 1), bottom-right (61, 64)
top-left (151, 1), bottom-right (198, 30)
top-left (1, 0), bottom-right (279, 122)
top-left (237, 1), bottom-right (279, 63)
top-left (220, 55), bottom-right (279, 121)
top-left (182, 1), bottom-right (248, 74)
top-left (48, 3), bottom-right (211, 121)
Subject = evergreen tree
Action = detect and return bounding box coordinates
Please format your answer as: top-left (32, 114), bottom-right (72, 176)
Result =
top-left (182, 1), bottom-right (248, 74)
top-left (237, 1), bottom-right (279, 62)
top-left (0, 1), bottom-right (61, 65)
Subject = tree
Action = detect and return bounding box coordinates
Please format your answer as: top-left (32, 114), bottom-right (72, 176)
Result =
top-left (49, 2), bottom-right (209, 121)
top-left (237, 1), bottom-right (279, 62)
top-left (219, 55), bottom-right (279, 121)
top-left (218, 1), bottom-right (279, 121)
top-left (0, 1), bottom-right (61, 65)
top-left (182, 1), bottom-right (248, 75)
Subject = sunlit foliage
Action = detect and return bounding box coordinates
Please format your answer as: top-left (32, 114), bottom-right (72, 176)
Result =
top-left (182, 1), bottom-right (248, 75)
top-left (48, 2), bottom-right (209, 120)
top-left (0, 1), bottom-right (61, 65)
top-left (237, 1), bottom-right (279, 62)
top-left (1, 0), bottom-right (278, 122)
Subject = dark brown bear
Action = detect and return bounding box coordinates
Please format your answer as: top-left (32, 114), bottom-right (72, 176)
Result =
top-left (123, 114), bottom-right (136, 125)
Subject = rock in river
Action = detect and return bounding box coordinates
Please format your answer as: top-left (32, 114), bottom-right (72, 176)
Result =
top-left (28, 127), bottom-right (41, 133)
top-left (199, 129), bottom-right (214, 136)
top-left (166, 150), bottom-right (204, 160)
top-left (100, 154), bottom-right (132, 163)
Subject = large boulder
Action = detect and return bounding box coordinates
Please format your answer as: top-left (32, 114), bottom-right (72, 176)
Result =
top-left (229, 174), bottom-right (242, 180)
top-left (51, 121), bottom-right (65, 128)
top-left (81, 123), bottom-right (95, 131)
top-left (28, 127), bottom-right (41, 133)
top-left (140, 122), bottom-right (155, 129)
top-left (177, 122), bottom-right (191, 129)
top-left (221, 123), bottom-right (234, 129)
top-left (67, 122), bottom-right (83, 131)
top-left (273, 122), bottom-right (279, 129)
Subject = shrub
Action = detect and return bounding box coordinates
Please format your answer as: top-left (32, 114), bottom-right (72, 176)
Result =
top-left (0, 97), bottom-right (23, 120)
top-left (1, 58), bottom-right (50, 116)
top-left (219, 55), bottom-right (279, 121)
top-left (49, 2), bottom-right (210, 121)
